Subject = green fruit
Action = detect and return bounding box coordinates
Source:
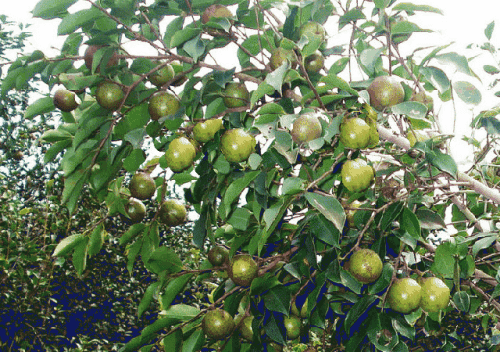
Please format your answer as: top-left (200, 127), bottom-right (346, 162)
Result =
top-left (387, 278), bottom-right (422, 314)
top-left (270, 47), bottom-right (296, 70)
top-left (339, 117), bottom-right (371, 149)
top-left (341, 158), bottom-right (375, 193)
top-left (170, 62), bottom-right (188, 86)
top-left (291, 298), bottom-right (308, 318)
top-left (299, 22), bottom-right (326, 43)
top-left (148, 91), bottom-right (180, 120)
top-left (202, 309), bottom-right (235, 340)
top-left (347, 248), bottom-right (383, 284)
top-left (284, 315), bottom-right (301, 340)
top-left (164, 136), bottom-right (196, 172)
top-left (193, 119), bottom-right (224, 143)
top-left (291, 113), bottom-right (322, 143)
top-left (201, 4), bottom-right (232, 24)
top-left (230, 254), bottom-right (258, 287)
top-left (129, 172), bottom-right (156, 200)
top-left (367, 124), bottom-right (379, 148)
top-left (84, 45), bottom-right (119, 72)
top-left (344, 199), bottom-right (362, 227)
top-left (418, 277), bottom-right (450, 313)
top-left (407, 130), bottom-right (429, 147)
top-left (411, 90), bottom-right (434, 113)
top-left (304, 50), bottom-right (324, 74)
top-left (367, 76), bottom-right (404, 111)
top-left (125, 198), bottom-right (146, 223)
top-left (207, 246), bottom-right (229, 267)
top-left (148, 63), bottom-right (175, 87)
top-left (96, 81), bottom-right (124, 111)
top-left (220, 129), bottom-right (256, 163)
top-left (53, 89), bottom-right (79, 112)
top-left (223, 82), bottom-right (249, 108)
top-left (239, 316), bottom-right (254, 341)
top-left (158, 199), bottom-right (187, 227)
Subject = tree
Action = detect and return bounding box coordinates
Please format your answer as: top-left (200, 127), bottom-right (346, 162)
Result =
top-left (5, 0), bottom-right (500, 350)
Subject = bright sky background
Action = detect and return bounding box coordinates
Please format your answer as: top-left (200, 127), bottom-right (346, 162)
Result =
top-left (3, 0), bottom-right (500, 166)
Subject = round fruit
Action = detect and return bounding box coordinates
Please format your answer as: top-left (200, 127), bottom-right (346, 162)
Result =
top-left (239, 316), bottom-right (254, 341)
top-left (84, 45), bottom-right (119, 71)
top-left (344, 199), bottom-right (362, 227)
top-left (284, 315), bottom-right (301, 340)
top-left (207, 246), bottom-right (229, 267)
top-left (411, 90), bottom-right (434, 112)
top-left (95, 81), bottom-right (124, 111)
top-left (148, 63), bottom-right (175, 87)
top-left (164, 136), bottom-right (196, 172)
top-left (193, 119), bottom-right (224, 143)
top-left (407, 130), bottom-right (429, 147)
top-left (339, 117), bottom-right (371, 149)
top-left (418, 277), bottom-right (450, 313)
top-left (125, 198), bottom-right (146, 223)
top-left (201, 4), bottom-right (232, 24)
top-left (367, 76), bottom-right (404, 111)
top-left (367, 124), bottom-right (379, 148)
top-left (347, 248), bottom-right (383, 284)
top-left (222, 82), bottom-right (249, 108)
top-left (270, 47), bottom-right (296, 70)
top-left (170, 62), bottom-right (188, 86)
top-left (158, 199), bottom-right (187, 227)
top-left (304, 50), bottom-right (324, 74)
top-left (291, 113), bottom-right (322, 143)
top-left (291, 298), bottom-right (308, 318)
top-left (230, 254), bottom-right (258, 287)
top-left (129, 172), bottom-right (156, 200)
top-left (341, 158), bottom-right (375, 193)
top-left (220, 129), bottom-right (256, 163)
top-left (148, 91), bottom-right (180, 121)
top-left (299, 22), bottom-right (326, 43)
top-left (53, 89), bottom-right (79, 112)
top-left (387, 278), bottom-right (422, 314)
top-left (202, 309), bottom-right (235, 340)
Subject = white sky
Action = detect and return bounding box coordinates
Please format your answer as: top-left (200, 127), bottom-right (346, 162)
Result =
top-left (3, 0), bottom-right (500, 165)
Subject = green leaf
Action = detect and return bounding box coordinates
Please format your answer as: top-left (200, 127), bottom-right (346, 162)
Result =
top-left (87, 224), bottom-right (105, 257)
top-left (400, 208), bottom-right (421, 239)
top-left (146, 247), bottom-right (183, 274)
top-left (472, 235), bottom-right (497, 257)
top-left (425, 149), bottom-right (457, 178)
top-left (138, 282), bottom-right (160, 318)
top-left (339, 8), bottom-right (365, 29)
top-left (420, 66), bottom-right (450, 93)
top-left (368, 264), bottom-right (394, 294)
top-left (435, 53), bottom-right (473, 76)
top-left (161, 274), bottom-right (194, 309)
top-left (453, 81), bottom-right (482, 105)
top-left (181, 329), bottom-right (205, 352)
top-left (183, 35), bottom-right (206, 62)
top-left (61, 169), bottom-right (88, 214)
top-left (485, 21), bottom-right (495, 41)
top-left (310, 214), bottom-right (340, 247)
top-left (282, 177), bottom-right (305, 195)
top-left (391, 101), bottom-right (427, 119)
top-left (40, 129), bottom-right (73, 143)
top-left (227, 207), bottom-right (252, 231)
top-left (453, 291), bottom-right (470, 312)
top-left (52, 233), bottom-right (86, 257)
top-left (58, 7), bottom-right (105, 35)
top-left (162, 330), bottom-right (182, 352)
top-left (359, 48), bottom-right (384, 75)
top-left (160, 304), bottom-right (200, 321)
top-left (257, 103), bottom-right (285, 115)
top-left (223, 171), bottom-right (260, 217)
top-left (379, 202), bottom-right (404, 232)
top-left (483, 65), bottom-right (499, 74)
top-left (24, 97), bottom-right (55, 119)
top-left (391, 21), bottom-right (431, 35)
top-left (124, 149), bottom-right (146, 173)
top-left (321, 74), bottom-right (358, 96)
top-left (170, 28), bottom-right (202, 48)
top-left (265, 314), bottom-right (286, 345)
top-left (264, 286), bottom-right (290, 315)
top-left (415, 209), bottom-right (446, 229)
top-left (431, 242), bottom-right (456, 278)
top-left (345, 295), bottom-right (377, 334)
top-left (32, 0), bottom-right (78, 19)
top-left (304, 192), bottom-right (345, 233)
top-left (393, 3), bottom-right (443, 15)
top-left (120, 224), bottom-right (146, 246)
top-left (72, 239), bottom-right (88, 277)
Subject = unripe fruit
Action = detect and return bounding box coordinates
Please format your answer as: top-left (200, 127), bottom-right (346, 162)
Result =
top-left (387, 278), bottom-right (422, 314)
top-left (291, 298), bottom-right (308, 318)
top-left (193, 119), bottom-right (223, 143)
top-left (125, 198), bottom-right (146, 223)
top-left (239, 316), bottom-right (254, 341)
top-left (220, 129), bottom-right (256, 163)
top-left (95, 81), bottom-right (124, 111)
top-left (341, 158), bottom-right (375, 193)
top-left (229, 254), bottom-right (258, 287)
top-left (284, 315), bottom-right (301, 340)
top-left (164, 136), bottom-right (196, 172)
top-left (291, 113), bottom-right (322, 143)
top-left (201, 4), bottom-right (232, 24)
top-left (84, 45), bottom-right (119, 72)
top-left (222, 82), bottom-right (249, 108)
top-left (129, 172), bottom-right (156, 200)
top-left (339, 117), bottom-right (371, 149)
top-left (148, 64), bottom-right (175, 87)
top-left (367, 76), bottom-right (404, 111)
top-left (202, 309), bottom-right (235, 340)
top-left (53, 89), bottom-right (79, 112)
top-left (158, 199), bottom-right (187, 227)
top-left (299, 22), bottom-right (326, 43)
top-left (148, 91), bottom-right (180, 121)
top-left (418, 277), bottom-right (450, 313)
top-left (207, 246), bottom-right (229, 267)
top-left (270, 47), bottom-right (296, 70)
top-left (347, 248), bottom-right (383, 284)
top-left (304, 50), bottom-right (324, 74)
